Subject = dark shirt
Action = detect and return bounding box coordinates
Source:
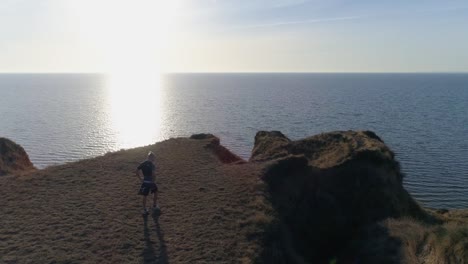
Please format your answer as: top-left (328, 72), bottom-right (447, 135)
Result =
top-left (137, 160), bottom-right (156, 182)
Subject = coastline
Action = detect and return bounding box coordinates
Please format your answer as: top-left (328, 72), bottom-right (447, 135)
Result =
top-left (1, 132), bottom-right (467, 263)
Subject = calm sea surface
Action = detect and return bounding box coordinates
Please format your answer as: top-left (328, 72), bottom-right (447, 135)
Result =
top-left (1, 73), bottom-right (467, 209)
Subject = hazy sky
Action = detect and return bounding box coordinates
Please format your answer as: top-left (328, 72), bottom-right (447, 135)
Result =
top-left (1, 0), bottom-right (468, 73)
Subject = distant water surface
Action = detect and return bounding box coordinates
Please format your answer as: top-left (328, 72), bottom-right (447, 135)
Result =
top-left (0, 73), bottom-right (467, 209)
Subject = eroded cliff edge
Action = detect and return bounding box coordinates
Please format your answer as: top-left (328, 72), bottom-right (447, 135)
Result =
top-left (252, 130), bottom-right (467, 264)
top-left (1, 132), bottom-right (466, 263)
top-left (0, 137), bottom-right (35, 176)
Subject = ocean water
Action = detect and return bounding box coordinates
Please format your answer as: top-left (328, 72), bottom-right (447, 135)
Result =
top-left (0, 73), bottom-right (467, 209)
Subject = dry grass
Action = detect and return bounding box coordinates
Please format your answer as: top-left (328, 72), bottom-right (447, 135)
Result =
top-left (349, 212), bottom-right (468, 264)
top-left (1, 134), bottom-right (467, 264)
top-left (0, 137), bottom-right (271, 263)
top-left (385, 214), bottom-right (468, 264)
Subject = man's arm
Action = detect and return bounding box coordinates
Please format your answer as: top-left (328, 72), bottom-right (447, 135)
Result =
top-left (152, 168), bottom-right (157, 182)
top-left (135, 168), bottom-right (143, 183)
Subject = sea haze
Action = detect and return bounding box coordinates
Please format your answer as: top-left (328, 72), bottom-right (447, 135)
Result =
top-left (0, 73), bottom-right (467, 209)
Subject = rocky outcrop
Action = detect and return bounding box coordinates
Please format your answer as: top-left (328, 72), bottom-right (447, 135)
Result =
top-left (191, 134), bottom-right (245, 164)
top-left (0, 138), bottom-right (35, 176)
top-left (253, 130), bottom-right (425, 262)
top-left (251, 130), bottom-right (395, 168)
top-left (250, 131), bottom-right (290, 162)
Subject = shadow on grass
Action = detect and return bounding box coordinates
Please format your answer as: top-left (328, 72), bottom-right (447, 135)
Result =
top-left (258, 218), bottom-right (404, 264)
top-left (142, 210), bottom-right (168, 264)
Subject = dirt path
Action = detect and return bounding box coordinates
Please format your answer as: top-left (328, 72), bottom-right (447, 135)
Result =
top-left (0, 137), bottom-right (267, 263)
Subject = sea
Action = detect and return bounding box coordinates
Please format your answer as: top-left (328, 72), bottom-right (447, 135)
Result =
top-left (0, 73), bottom-right (467, 209)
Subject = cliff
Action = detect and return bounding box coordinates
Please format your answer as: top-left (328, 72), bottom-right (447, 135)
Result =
top-left (0, 137), bottom-right (35, 176)
top-left (252, 130), bottom-right (467, 263)
top-left (0, 132), bottom-right (466, 263)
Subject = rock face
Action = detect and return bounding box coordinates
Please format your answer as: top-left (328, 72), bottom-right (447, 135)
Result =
top-left (253, 131), bottom-right (424, 262)
top-left (0, 138), bottom-right (35, 176)
top-left (191, 134), bottom-right (245, 164)
top-left (250, 131), bottom-right (291, 162)
top-left (251, 130), bottom-right (394, 167)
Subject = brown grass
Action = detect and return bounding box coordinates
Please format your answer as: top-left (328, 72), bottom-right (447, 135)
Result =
top-left (386, 213), bottom-right (468, 264)
top-left (0, 137), bottom-right (271, 263)
top-left (1, 134), bottom-right (467, 263)
top-left (347, 212), bottom-right (468, 264)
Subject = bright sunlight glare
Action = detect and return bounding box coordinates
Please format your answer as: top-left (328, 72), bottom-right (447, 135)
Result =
top-left (66, 0), bottom-right (182, 73)
top-left (106, 73), bottom-right (163, 149)
top-left (65, 0), bottom-right (181, 148)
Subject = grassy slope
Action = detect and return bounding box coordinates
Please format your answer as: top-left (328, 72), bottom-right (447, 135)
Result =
top-left (1, 136), bottom-right (467, 263)
top-left (0, 137), bottom-right (270, 264)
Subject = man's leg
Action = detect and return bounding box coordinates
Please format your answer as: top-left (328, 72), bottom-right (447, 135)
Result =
top-left (153, 191), bottom-right (158, 208)
top-left (142, 195), bottom-right (147, 209)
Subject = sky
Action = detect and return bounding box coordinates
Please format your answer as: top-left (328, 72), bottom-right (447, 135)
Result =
top-left (1, 0), bottom-right (468, 73)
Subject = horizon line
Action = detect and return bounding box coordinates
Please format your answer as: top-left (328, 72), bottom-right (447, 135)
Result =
top-left (1, 71), bottom-right (468, 74)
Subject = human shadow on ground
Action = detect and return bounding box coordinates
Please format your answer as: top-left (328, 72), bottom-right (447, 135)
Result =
top-left (142, 210), bottom-right (168, 264)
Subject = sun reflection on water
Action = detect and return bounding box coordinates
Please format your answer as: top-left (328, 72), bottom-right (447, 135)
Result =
top-left (106, 72), bottom-right (163, 149)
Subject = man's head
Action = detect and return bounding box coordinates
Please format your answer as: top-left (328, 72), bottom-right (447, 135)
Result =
top-left (147, 151), bottom-right (156, 162)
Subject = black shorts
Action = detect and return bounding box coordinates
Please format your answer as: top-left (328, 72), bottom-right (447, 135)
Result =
top-left (138, 182), bottom-right (158, 196)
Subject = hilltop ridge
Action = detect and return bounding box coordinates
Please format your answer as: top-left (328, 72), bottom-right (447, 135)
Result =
top-left (0, 131), bottom-right (467, 263)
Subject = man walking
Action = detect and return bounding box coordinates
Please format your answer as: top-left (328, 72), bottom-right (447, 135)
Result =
top-left (136, 151), bottom-right (159, 215)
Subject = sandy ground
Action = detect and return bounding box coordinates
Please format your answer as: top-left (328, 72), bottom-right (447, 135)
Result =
top-left (0, 137), bottom-right (267, 263)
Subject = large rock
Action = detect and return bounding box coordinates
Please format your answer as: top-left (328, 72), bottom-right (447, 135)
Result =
top-left (0, 138), bottom-right (35, 175)
top-left (251, 130), bottom-right (394, 167)
top-left (253, 130), bottom-right (425, 262)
